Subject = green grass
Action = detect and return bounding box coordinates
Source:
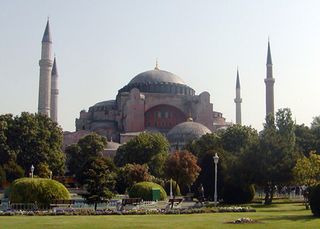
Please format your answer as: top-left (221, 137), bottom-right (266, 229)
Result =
top-left (0, 203), bottom-right (319, 229)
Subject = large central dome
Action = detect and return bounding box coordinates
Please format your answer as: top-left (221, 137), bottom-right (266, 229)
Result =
top-left (129, 69), bottom-right (186, 85)
top-left (118, 67), bottom-right (195, 95)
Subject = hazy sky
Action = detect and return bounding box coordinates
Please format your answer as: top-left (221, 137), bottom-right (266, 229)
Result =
top-left (1, 0), bottom-right (320, 132)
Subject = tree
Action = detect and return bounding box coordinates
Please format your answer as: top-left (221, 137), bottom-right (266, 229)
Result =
top-left (37, 162), bottom-right (51, 178)
top-left (81, 157), bottom-right (116, 210)
top-left (164, 150), bottom-right (201, 193)
top-left (114, 133), bottom-right (169, 177)
top-left (3, 160), bottom-right (24, 182)
top-left (66, 133), bottom-right (107, 180)
top-left (293, 151), bottom-right (320, 187)
top-left (115, 163), bottom-right (151, 194)
top-left (242, 109), bottom-right (298, 204)
top-left (0, 112), bottom-right (65, 175)
top-left (295, 124), bottom-right (317, 157)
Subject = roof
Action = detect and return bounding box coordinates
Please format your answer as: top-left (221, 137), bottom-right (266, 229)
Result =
top-left (93, 100), bottom-right (116, 107)
top-left (129, 69), bottom-right (186, 85)
top-left (52, 57), bottom-right (58, 76)
top-left (167, 121), bottom-right (212, 144)
top-left (42, 20), bottom-right (52, 43)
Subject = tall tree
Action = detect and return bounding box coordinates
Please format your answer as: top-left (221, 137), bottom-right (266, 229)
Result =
top-left (164, 150), bottom-right (201, 193)
top-left (81, 157), bottom-right (116, 210)
top-left (0, 112), bottom-right (65, 176)
top-left (114, 133), bottom-right (169, 177)
top-left (66, 133), bottom-right (107, 181)
top-left (242, 109), bottom-right (298, 204)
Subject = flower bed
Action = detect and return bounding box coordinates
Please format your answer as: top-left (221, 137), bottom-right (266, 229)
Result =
top-left (0, 205), bottom-right (255, 216)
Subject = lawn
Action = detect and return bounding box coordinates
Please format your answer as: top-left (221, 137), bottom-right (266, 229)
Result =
top-left (0, 203), bottom-right (319, 229)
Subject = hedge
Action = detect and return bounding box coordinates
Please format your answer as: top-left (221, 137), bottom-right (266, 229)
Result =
top-left (9, 178), bottom-right (70, 205)
top-left (129, 181), bottom-right (167, 201)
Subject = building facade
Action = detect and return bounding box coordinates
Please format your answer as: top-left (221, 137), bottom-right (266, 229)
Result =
top-left (76, 66), bottom-right (229, 143)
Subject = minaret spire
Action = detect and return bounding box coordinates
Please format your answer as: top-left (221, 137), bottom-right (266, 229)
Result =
top-left (50, 56), bottom-right (59, 122)
top-left (38, 19), bottom-right (53, 117)
top-left (234, 67), bottom-right (242, 125)
top-left (264, 39), bottom-right (275, 117)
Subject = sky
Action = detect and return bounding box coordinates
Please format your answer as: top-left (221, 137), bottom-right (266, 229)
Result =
top-left (1, 0), bottom-right (320, 132)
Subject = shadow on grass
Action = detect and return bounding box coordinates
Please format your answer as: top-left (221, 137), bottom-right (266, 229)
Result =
top-left (259, 214), bottom-right (317, 222)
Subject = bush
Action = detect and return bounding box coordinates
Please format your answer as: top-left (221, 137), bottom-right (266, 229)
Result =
top-left (3, 161), bottom-right (24, 182)
top-left (164, 180), bottom-right (181, 196)
top-left (9, 178), bottom-right (70, 206)
top-left (222, 183), bottom-right (255, 204)
top-left (129, 181), bottom-right (167, 201)
top-left (310, 184), bottom-right (320, 217)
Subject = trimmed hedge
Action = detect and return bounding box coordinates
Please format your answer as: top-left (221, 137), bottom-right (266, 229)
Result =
top-left (310, 184), bottom-right (320, 217)
top-left (129, 181), bottom-right (167, 201)
top-left (222, 183), bottom-right (255, 204)
top-left (9, 178), bottom-right (70, 205)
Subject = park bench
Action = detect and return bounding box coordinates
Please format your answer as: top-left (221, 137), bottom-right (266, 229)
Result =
top-left (118, 198), bottom-right (142, 211)
top-left (50, 199), bottom-right (75, 208)
top-left (168, 197), bottom-right (184, 209)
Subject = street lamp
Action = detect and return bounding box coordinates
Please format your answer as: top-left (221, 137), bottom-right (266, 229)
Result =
top-left (49, 170), bottom-right (53, 179)
top-left (213, 153), bottom-right (219, 206)
top-left (31, 165), bottom-right (35, 178)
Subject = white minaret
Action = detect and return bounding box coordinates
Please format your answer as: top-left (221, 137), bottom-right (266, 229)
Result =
top-left (50, 57), bottom-right (59, 122)
top-left (38, 19), bottom-right (53, 116)
top-left (234, 68), bottom-right (242, 125)
top-left (264, 40), bottom-right (275, 117)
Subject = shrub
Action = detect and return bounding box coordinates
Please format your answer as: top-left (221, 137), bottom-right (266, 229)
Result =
top-left (3, 161), bottom-right (24, 182)
top-left (129, 181), bottom-right (167, 201)
top-left (310, 184), bottom-right (320, 217)
top-left (9, 178), bottom-right (70, 206)
top-left (164, 180), bottom-right (181, 196)
top-left (222, 183), bottom-right (255, 204)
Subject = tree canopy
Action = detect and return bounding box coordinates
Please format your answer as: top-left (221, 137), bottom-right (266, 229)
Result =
top-left (114, 133), bottom-right (169, 177)
top-left (0, 112), bottom-right (65, 178)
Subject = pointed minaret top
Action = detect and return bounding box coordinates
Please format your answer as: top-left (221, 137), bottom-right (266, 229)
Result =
top-left (154, 58), bottom-right (159, 70)
top-left (51, 57), bottom-right (58, 76)
top-left (236, 68), bottom-right (240, 89)
top-left (267, 39), bottom-right (272, 65)
top-left (42, 19), bottom-right (52, 43)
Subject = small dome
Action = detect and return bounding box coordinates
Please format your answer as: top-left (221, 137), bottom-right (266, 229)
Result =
top-left (167, 121), bottom-right (212, 147)
top-left (129, 69), bottom-right (186, 85)
top-left (93, 100), bottom-right (116, 107)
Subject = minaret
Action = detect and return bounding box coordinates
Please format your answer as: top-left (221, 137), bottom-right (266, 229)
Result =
top-left (264, 40), bottom-right (275, 117)
top-left (234, 68), bottom-right (242, 125)
top-left (38, 19), bottom-right (53, 116)
top-left (50, 57), bottom-right (59, 122)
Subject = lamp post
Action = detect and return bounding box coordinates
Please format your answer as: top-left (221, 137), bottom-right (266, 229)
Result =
top-left (31, 165), bottom-right (35, 178)
top-left (213, 153), bottom-right (219, 206)
top-left (170, 178), bottom-right (173, 199)
top-left (49, 170), bottom-right (53, 179)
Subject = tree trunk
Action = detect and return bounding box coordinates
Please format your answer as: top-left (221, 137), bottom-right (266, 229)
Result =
top-left (94, 202), bottom-right (97, 211)
top-left (264, 182), bottom-right (274, 205)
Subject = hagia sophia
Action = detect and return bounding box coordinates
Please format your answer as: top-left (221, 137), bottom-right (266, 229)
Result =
top-left (37, 20), bottom-right (275, 155)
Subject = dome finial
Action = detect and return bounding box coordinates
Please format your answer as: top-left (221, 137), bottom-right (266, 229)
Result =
top-left (187, 112), bottom-right (193, 122)
top-left (154, 58), bottom-right (159, 70)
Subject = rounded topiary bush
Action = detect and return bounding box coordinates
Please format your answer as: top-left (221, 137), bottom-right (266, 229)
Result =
top-left (222, 183), bottom-right (255, 204)
top-left (129, 181), bottom-right (167, 201)
top-left (310, 184), bottom-right (320, 217)
top-left (9, 178), bottom-right (70, 205)
top-left (164, 180), bottom-right (181, 196)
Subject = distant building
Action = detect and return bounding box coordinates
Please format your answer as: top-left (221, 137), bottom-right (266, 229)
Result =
top-left (75, 63), bottom-right (230, 145)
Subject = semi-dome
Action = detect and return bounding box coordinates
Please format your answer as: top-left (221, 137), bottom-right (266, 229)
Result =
top-left (167, 120), bottom-right (212, 150)
top-left (118, 68), bottom-right (195, 95)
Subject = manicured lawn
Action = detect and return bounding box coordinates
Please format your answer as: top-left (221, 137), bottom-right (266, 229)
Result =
top-left (0, 203), bottom-right (319, 229)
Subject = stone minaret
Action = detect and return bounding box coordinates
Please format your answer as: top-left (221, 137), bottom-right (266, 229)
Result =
top-left (50, 57), bottom-right (59, 122)
top-left (264, 40), bottom-right (275, 117)
top-left (38, 19), bottom-right (53, 116)
top-left (234, 68), bottom-right (242, 125)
